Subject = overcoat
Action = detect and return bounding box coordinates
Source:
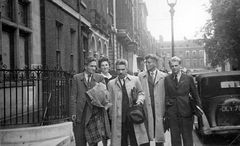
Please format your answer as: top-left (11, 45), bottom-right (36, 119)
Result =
top-left (108, 74), bottom-right (149, 146)
top-left (138, 70), bottom-right (167, 143)
top-left (69, 72), bottom-right (104, 146)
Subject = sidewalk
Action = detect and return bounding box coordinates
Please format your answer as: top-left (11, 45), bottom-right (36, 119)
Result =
top-left (97, 131), bottom-right (172, 146)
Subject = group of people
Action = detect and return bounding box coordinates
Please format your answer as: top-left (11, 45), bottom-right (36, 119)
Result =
top-left (69, 54), bottom-right (201, 146)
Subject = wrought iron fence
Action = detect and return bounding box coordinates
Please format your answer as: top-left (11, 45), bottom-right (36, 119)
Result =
top-left (0, 65), bottom-right (73, 128)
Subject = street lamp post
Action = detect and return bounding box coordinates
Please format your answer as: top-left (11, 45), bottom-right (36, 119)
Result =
top-left (167, 0), bottom-right (177, 57)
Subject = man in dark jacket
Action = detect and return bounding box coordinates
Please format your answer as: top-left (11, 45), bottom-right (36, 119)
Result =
top-left (69, 57), bottom-right (105, 146)
top-left (164, 56), bottom-right (201, 146)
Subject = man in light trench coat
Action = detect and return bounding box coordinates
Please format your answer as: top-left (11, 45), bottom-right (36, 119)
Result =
top-left (108, 59), bottom-right (149, 146)
top-left (138, 54), bottom-right (167, 146)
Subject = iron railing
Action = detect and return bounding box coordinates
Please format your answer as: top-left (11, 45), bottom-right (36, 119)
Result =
top-left (0, 65), bottom-right (73, 128)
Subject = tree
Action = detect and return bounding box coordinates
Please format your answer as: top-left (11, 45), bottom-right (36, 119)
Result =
top-left (202, 0), bottom-right (240, 70)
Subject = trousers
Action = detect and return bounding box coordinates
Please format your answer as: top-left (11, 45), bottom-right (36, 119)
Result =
top-left (169, 115), bottom-right (193, 146)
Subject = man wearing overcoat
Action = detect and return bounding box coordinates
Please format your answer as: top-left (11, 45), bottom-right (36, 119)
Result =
top-left (164, 56), bottom-right (201, 146)
top-left (138, 54), bottom-right (167, 146)
top-left (108, 59), bottom-right (148, 146)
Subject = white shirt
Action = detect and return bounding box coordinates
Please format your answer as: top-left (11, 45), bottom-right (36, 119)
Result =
top-left (101, 72), bottom-right (112, 79)
top-left (175, 71), bottom-right (182, 82)
top-left (84, 72), bottom-right (92, 82)
top-left (149, 69), bottom-right (157, 79)
top-left (118, 76), bottom-right (127, 86)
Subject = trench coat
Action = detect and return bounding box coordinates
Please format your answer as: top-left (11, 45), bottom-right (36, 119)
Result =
top-left (107, 74), bottom-right (149, 146)
top-left (69, 72), bottom-right (105, 146)
top-left (138, 70), bottom-right (167, 143)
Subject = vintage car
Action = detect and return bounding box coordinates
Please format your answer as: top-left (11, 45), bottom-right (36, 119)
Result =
top-left (194, 71), bottom-right (240, 137)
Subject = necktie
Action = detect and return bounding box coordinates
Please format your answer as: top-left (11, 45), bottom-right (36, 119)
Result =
top-left (174, 74), bottom-right (178, 86)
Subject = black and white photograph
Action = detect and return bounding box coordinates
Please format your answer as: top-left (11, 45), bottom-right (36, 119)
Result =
top-left (0, 0), bottom-right (240, 146)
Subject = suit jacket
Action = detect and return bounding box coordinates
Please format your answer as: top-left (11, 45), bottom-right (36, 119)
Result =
top-left (108, 74), bottom-right (148, 146)
top-left (164, 73), bottom-right (201, 117)
top-left (69, 72), bottom-right (105, 123)
top-left (138, 70), bottom-right (167, 142)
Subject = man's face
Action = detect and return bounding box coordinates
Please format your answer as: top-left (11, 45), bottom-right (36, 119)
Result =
top-left (170, 61), bottom-right (181, 75)
top-left (145, 58), bottom-right (157, 71)
top-left (116, 64), bottom-right (127, 79)
top-left (85, 61), bottom-right (97, 74)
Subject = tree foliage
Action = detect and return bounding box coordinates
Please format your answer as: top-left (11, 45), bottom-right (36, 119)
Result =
top-left (203, 0), bottom-right (240, 69)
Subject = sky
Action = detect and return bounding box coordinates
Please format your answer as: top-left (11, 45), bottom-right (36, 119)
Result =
top-left (144, 0), bottom-right (211, 41)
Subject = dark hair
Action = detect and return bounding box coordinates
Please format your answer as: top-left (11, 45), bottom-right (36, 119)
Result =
top-left (98, 57), bottom-right (110, 68)
top-left (84, 57), bottom-right (97, 66)
top-left (145, 54), bottom-right (159, 62)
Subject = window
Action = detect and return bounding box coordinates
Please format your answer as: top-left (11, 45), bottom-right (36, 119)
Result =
top-left (70, 55), bottom-right (74, 71)
top-left (1, 29), bottom-right (14, 69)
top-left (193, 59), bottom-right (197, 68)
top-left (70, 29), bottom-right (76, 53)
top-left (70, 29), bottom-right (76, 71)
top-left (97, 40), bottom-right (102, 58)
top-left (200, 59), bottom-right (204, 67)
top-left (19, 32), bottom-right (30, 68)
top-left (18, 0), bottom-right (29, 26)
top-left (192, 50), bottom-right (196, 57)
top-left (186, 51), bottom-right (189, 58)
top-left (185, 59), bottom-right (190, 68)
top-left (199, 50), bottom-right (204, 56)
top-left (56, 21), bottom-right (62, 67)
top-left (108, 0), bottom-right (113, 16)
top-left (56, 21), bottom-right (63, 51)
top-left (1, 1), bottom-right (32, 69)
top-left (1, 0), bottom-right (13, 20)
top-left (83, 36), bottom-right (88, 60)
top-left (103, 44), bottom-right (107, 57)
top-left (56, 51), bottom-right (61, 67)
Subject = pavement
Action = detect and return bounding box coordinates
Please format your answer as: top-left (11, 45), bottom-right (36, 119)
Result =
top-left (97, 131), bottom-right (172, 146)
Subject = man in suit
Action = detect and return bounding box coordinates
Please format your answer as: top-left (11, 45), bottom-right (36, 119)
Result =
top-left (69, 57), bottom-right (105, 146)
top-left (164, 56), bottom-right (201, 146)
top-left (138, 54), bottom-right (167, 146)
top-left (108, 59), bottom-right (148, 146)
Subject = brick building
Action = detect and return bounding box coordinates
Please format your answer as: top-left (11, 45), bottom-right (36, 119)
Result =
top-left (158, 39), bottom-right (207, 71)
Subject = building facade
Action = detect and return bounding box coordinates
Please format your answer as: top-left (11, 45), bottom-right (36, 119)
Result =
top-left (0, 0), bottom-right (160, 123)
top-left (158, 39), bottom-right (207, 72)
top-left (0, 0), bottom-right (161, 144)
top-left (40, 0), bottom-right (115, 73)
